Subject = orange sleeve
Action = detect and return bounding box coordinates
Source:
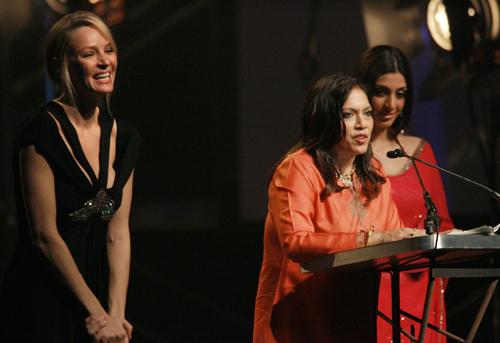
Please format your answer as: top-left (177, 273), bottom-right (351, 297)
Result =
top-left (268, 158), bottom-right (360, 263)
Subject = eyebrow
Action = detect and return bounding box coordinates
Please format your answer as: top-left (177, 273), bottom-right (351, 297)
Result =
top-left (77, 42), bottom-right (113, 52)
top-left (374, 84), bottom-right (407, 91)
top-left (342, 106), bottom-right (372, 112)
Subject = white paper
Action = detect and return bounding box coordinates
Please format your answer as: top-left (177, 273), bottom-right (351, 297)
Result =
top-left (444, 223), bottom-right (500, 235)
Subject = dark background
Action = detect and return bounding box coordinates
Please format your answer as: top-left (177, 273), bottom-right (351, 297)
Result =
top-left (0, 0), bottom-right (499, 342)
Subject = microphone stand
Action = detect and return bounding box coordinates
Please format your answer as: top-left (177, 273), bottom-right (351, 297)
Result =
top-left (387, 147), bottom-right (500, 202)
top-left (386, 149), bottom-right (443, 239)
top-left (387, 147), bottom-right (500, 242)
top-left (407, 151), bottom-right (499, 249)
top-left (409, 155), bottom-right (500, 202)
top-left (409, 158), bottom-right (440, 235)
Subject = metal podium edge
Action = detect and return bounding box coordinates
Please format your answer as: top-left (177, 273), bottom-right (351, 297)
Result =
top-left (301, 234), bottom-right (500, 273)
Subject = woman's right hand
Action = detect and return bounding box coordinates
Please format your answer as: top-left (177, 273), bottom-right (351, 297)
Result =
top-left (92, 315), bottom-right (129, 342)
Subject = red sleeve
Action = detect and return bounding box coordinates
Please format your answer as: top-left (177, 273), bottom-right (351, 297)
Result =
top-left (380, 177), bottom-right (404, 231)
top-left (369, 158), bottom-right (403, 231)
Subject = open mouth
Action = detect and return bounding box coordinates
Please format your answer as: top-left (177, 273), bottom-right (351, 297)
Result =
top-left (94, 72), bottom-right (111, 80)
top-left (353, 135), bottom-right (369, 144)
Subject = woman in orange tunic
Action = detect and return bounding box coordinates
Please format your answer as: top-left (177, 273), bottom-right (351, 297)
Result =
top-left (253, 73), bottom-right (422, 342)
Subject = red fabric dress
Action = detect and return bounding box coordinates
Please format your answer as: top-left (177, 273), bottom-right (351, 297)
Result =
top-left (254, 149), bottom-right (403, 343)
top-left (377, 140), bottom-right (454, 343)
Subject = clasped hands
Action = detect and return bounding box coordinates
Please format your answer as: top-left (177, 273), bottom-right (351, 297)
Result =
top-left (86, 313), bottom-right (133, 343)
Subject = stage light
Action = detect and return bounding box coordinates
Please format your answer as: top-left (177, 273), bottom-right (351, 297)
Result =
top-left (427, 0), bottom-right (452, 51)
top-left (427, 0), bottom-right (500, 54)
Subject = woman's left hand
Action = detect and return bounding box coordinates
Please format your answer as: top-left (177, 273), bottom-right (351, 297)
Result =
top-left (93, 314), bottom-right (129, 343)
top-left (367, 228), bottom-right (425, 246)
top-left (85, 314), bottom-right (107, 336)
top-left (391, 227), bottom-right (426, 241)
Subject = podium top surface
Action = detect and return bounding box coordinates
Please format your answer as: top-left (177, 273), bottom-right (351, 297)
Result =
top-left (301, 234), bottom-right (500, 273)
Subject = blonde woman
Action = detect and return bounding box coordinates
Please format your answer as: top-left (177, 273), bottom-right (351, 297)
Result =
top-left (0, 11), bottom-right (140, 342)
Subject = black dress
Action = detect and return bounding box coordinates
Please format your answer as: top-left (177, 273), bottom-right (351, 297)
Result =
top-left (0, 101), bottom-right (140, 342)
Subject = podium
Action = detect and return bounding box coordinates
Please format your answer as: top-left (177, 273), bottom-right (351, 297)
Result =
top-left (301, 234), bottom-right (500, 343)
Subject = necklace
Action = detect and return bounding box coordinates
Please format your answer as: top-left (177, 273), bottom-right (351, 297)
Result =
top-left (336, 167), bottom-right (355, 188)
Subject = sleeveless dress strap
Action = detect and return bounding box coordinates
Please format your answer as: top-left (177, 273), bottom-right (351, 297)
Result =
top-left (45, 101), bottom-right (113, 189)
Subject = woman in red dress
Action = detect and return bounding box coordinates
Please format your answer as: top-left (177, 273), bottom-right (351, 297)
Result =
top-left (355, 45), bottom-right (454, 343)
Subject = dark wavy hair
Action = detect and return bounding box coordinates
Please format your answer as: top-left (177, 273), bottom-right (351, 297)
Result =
top-left (284, 73), bottom-right (385, 202)
top-left (353, 45), bottom-right (413, 137)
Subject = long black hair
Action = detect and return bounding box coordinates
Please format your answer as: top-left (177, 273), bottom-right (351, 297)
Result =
top-left (353, 45), bottom-right (413, 137)
top-left (284, 73), bottom-right (385, 202)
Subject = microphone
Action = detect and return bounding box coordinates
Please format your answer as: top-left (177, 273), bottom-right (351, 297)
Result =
top-left (387, 149), bottom-right (500, 202)
top-left (386, 149), bottom-right (405, 159)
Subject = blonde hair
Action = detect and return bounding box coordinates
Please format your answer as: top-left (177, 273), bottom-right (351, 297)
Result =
top-left (44, 10), bottom-right (117, 108)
